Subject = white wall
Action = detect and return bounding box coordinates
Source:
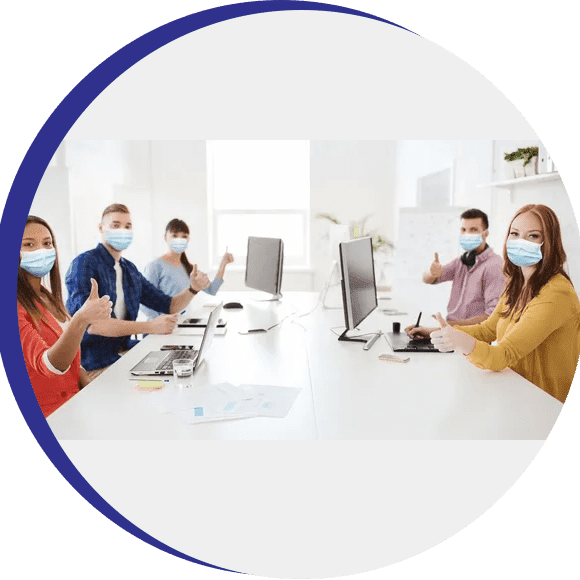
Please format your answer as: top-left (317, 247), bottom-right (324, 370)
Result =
top-left (33, 140), bottom-right (576, 298)
top-left (394, 140), bottom-right (494, 211)
top-left (392, 139), bottom-right (580, 292)
top-left (310, 140), bottom-right (398, 290)
top-left (490, 140), bottom-right (580, 288)
top-left (149, 140), bottom-right (208, 271)
top-left (33, 140), bottom-right (402, 295)
top-left (393, 140), bottom-right (494, 277)
top-left (30, 151), bottom-right (74, 280)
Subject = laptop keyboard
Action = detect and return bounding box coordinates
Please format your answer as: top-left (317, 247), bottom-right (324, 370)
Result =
top-left (158, 350), bottom-right (198, 370)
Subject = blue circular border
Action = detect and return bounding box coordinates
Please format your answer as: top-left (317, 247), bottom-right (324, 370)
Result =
top-left (0, 1), bottom-right (413, 573)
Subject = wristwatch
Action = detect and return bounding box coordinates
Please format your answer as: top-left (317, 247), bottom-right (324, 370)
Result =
top-left (188, 286), bottom-right (198, 295)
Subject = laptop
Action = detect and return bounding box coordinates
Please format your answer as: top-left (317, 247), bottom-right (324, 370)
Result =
top-left (178, 316), bottom-right (226, 328)
top-left (384, 332), bottom-right (453, 353)
top-left (130, 303), bottom-right (223, 375)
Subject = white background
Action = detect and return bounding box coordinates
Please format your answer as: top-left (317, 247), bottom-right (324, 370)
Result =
top-left (45, 12), bottom-right (572, 578)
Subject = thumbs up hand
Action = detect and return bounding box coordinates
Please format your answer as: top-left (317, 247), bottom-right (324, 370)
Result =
top-left (89, 278), bottom-right (99, 300)
top-left (189, 264), bottom-right (211, 292)
top-left (221, 250), bottom-right (234, 266)
top-left (429, 252), bottom-right (443, 278)
top-left (75, 278), bottom-right (112, 326)
top-left (433, 312), bottom-right (448, 328)
top-left (429, 312), bottom-right (476, 354)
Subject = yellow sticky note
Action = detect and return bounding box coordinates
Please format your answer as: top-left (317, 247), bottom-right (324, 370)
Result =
top-left (134, 380), bottom-right (165, 391)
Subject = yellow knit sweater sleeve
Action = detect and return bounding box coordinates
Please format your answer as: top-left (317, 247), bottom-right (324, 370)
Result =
top-left (465, 280), bottom-right (576, 372)
top-left (454, 296), bottom-right (505, 343)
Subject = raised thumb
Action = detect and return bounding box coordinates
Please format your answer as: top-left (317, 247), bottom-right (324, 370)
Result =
top-left (434, 252), bottom-right (440, 263)
top-left (192, 264), bottom-right (198, 277)
top-left (89, 278), bottom-right (99, 299)
top-left (433, 312), bottom-right (448, 328)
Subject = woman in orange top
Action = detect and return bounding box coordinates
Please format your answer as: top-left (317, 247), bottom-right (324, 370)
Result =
top-left (18, 216), bottom-right (112, 417)
top-left (429, 204), bottom-right (580, 403)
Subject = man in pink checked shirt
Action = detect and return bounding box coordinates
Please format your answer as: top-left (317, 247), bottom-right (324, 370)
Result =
top-left (406, 208), bottom-right (505, 338)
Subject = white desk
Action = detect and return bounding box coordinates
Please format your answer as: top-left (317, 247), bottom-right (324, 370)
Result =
top-left (47, 290), bottom-right (563, 439)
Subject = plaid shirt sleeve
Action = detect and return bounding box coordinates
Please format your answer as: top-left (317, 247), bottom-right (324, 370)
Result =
top-left (436, 257), bottom-right (458, 284)
top-left (65, 249), bottom-right (127, 371)
top-left (65, 252), bottom-right (96, 315)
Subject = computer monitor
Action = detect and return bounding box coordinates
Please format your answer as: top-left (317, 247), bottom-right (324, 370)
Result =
top-left (321, 224), bottom-right (355, 309)
top-left (338, 236), bottom-right (378, 343)
top-left (245, 236), bottom-right (284, 300)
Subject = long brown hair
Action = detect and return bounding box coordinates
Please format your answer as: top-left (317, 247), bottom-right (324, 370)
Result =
top-left (502, 204), bottom-right (571, 318)
top-left (18, 216), bottom-right (69, 324)
top-left (166, 219), bottom-right (193, 275)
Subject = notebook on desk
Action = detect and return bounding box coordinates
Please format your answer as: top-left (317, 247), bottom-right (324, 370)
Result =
top-left (385, 332), bottom-right (453, 353)
top-left (130, 303), bottom-right (223, 375)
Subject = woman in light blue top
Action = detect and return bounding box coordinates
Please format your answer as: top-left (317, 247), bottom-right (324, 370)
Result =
top-left (141, 219), bottom-right (234, 319)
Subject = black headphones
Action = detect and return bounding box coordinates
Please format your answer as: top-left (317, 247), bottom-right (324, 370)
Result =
top-left (461, 244), bottom-right (488, 268)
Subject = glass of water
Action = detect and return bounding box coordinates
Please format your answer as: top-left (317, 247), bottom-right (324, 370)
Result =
top-left (172, 359), bottom-right (194, 388)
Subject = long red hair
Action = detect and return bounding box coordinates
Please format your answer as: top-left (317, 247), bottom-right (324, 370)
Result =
top-left (17, 216), bottom-right (69, 325)
top-left (502, 204), bottom-right (571, 318)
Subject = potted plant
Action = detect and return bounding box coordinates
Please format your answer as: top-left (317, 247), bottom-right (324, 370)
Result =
top-left (504, 146), bottom-right (539, 178)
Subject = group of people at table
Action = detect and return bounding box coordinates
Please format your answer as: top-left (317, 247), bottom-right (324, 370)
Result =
top-left (17, 202), bottom-right (579, 419)
top-left (18, 204), bottom-right (233, 416)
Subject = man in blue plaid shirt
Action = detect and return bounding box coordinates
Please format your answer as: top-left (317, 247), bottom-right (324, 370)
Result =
top-left (66, 204), bottom-right (210, 378)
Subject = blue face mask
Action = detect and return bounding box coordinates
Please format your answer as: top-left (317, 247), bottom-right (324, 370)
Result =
top-left (20, 248), bottom-right (56, 278)
top-left (506, 239), bottom-right (543, 267)
top-left (105, 229), bottom-right (133, 251)
top-left (169, 239), bottom-right (188, 254)
top-left (459, 234), bottom-right (483, 251)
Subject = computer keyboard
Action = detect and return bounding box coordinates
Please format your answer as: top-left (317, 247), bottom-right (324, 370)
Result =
top-left (158, 349), bottom-right (198, 370)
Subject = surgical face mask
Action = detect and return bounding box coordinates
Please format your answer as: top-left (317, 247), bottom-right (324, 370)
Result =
top-left (20, 248), bottom-right (56, 278)
top-left (459, 234), bottom-right (483, 251)
top-left (169, 238), bottom-right (188, 254)
top-left (105, 229), bottom-right (133, 251)
top-left (506, 239), bottom-right (543, 267)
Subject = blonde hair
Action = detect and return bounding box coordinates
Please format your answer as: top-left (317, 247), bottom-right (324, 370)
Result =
top-left (101, 203), bottom-right (130, 221)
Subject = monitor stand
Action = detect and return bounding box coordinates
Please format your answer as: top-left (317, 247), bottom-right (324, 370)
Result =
top-left (338, 329), bottom-right (381, 349)
top-left (251, 292), bottom-right (283, 302)
top-left (337, 329), bottom-right (369, 344)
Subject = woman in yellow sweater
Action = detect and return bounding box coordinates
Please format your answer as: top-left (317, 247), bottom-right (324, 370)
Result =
top-left (429, 204), bottom-right (580, 403)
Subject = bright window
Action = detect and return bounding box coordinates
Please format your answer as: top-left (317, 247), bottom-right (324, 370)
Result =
top-left (207, 140), bottom-right (310, 267)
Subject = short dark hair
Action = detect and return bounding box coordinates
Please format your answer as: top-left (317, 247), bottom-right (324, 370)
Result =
top-left (460, 208), bottom-right (488, 230)
top-left (102, 203), bottom-right (130, 221)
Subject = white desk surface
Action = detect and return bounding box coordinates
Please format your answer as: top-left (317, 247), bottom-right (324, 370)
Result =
top-left (47, 289), bottom-right (563, 439)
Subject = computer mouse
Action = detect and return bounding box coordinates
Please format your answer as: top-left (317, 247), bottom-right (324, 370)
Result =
top-left (223, 302), bottom-right (243, 309)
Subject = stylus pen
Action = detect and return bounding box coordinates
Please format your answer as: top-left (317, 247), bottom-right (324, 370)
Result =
top-left (414, 312), bottom-right (422, 329)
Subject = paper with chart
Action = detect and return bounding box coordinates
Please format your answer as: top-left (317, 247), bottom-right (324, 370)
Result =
top-left (173, 382), bottom-right (301, 424)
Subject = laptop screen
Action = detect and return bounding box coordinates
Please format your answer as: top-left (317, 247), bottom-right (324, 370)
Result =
top-left (194, 303), bottom-right (223, 369)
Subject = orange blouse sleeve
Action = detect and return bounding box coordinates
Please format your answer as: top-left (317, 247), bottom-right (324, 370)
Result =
top-left (17, 304), bottom-right (60, 379)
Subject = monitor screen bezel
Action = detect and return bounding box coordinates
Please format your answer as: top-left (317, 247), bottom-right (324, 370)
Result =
top-left (244, 236), bottom-right (284, 297)
top-left (339, 236), bottom-right (378, 330)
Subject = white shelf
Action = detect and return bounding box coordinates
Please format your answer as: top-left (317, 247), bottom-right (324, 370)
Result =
top-left (479, 172), bottom-right (561, 189)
